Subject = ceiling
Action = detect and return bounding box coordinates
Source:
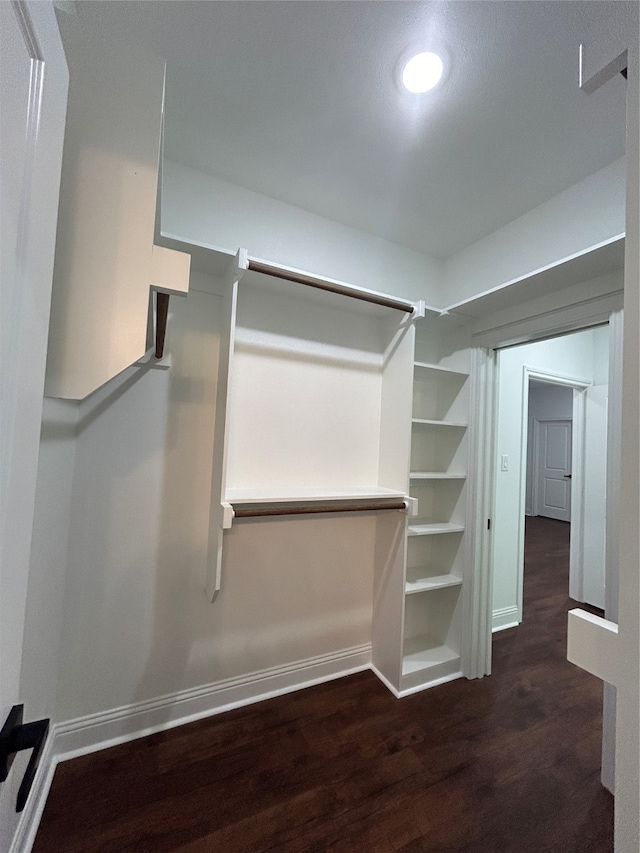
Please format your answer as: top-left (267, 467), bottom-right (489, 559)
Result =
top-left (71, 1), bottom-right (629, 261)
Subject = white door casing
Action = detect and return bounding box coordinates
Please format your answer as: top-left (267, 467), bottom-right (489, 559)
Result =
top-left (534, 419), bottom-right (572, 521)
top-left (0, 0), bottom-right (68, 840)
top-left (521, 369), bottom-right (589, 625)
top-left (582, 385), bottom-right (608, 610)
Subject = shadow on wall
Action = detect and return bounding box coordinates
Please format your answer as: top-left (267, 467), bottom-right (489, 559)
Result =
top-left (134, 288), bottom-right (222, 716)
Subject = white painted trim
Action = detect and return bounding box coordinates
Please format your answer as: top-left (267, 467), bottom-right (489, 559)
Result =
top-left (531, 418), bottom-right (541, 517)
top-left (12, 644), bottom-right (371, 852)
top-left (570, 389), bottom-right (588, 602)
top-left (370, 664), bottom-right (400, 698)
top-left (8, 734), bottom-right (57, 853)
top-left (601, 309), bottom-right (623, 794)
top-left (396, 671), bottom-right (464, 698)
top-left (606, 309), bottom-right (623, 622)
top-left (205, 250), bottom-right (244, 601)
top-left (466, 347), bottom-right (497, 679)
top-left (567, 608), bottom-right (619, 684)
top-left (602, 683), bottom-right (617, 795)
top-left (54, 644), bottom-right (371, 761)
top-left (471, 278), bottom-right (622, 351)
top-left (492, 605), bottom-right (520, 632)
top-left (446, 234), bottom-right (624, 317)
top-left (520, 369), bottom-right (589, 620)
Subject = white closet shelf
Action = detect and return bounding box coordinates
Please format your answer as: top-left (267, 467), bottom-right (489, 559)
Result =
top-left (413, 362), bottom-right (469, 377)
top-left (405, 574), bottom-right (463, 594)
top-left (412, 418), bottom-right (468, 428)
top-left (409, 472), bottom-right (466, 480)
top-left (408, 521), bottom-right (465, 536)
top-left (225, 486), bottom-right (407, 504)
top-left (402, 639), bottom-right (460, 675)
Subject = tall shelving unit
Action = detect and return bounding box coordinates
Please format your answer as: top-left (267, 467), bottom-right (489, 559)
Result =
top-left (399, 323), bottom-right (471, 693)
top-left (199, 247), bottom-right (474, 699)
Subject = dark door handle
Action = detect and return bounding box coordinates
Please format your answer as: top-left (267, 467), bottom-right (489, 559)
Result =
top-left (563, 474), bottom-right (572, 479)
top-left (0, 705), bottom-right (49, 812)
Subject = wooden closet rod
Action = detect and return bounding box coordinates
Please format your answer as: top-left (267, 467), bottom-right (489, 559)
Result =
top-left (233, 500), bottom-right (407, 519)
top-left (247, 260), bottom-right (414, 314)
top-left (155, 292), bottom-right (170, 358)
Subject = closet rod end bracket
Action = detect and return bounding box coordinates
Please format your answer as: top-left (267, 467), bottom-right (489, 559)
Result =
top-left (221, 502), bottom-right (235, 529)
top-left (412, 300), bottom-right (427, 319)
top-left (405, 497), bottom-right (419, 516)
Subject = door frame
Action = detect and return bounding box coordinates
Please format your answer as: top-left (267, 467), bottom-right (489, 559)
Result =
top-left (0, 0), bottom-right (68, 847)
top-left (471, 307), bottom-right (622, 681)
top-left (522, 368), bottom-right (590, 606)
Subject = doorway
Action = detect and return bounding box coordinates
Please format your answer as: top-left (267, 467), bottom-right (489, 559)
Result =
top-left (528, 384), bottom-right (574, 523)
top-left (490, 325), bottom-right (610, 632)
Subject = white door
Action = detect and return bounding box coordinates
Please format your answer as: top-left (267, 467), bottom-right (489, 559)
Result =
top-left (0, 0), bottom-right (67, 836)
top-left (535, 419), bottom-right (572, 521)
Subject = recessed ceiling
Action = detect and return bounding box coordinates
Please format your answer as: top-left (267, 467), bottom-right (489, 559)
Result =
top-left (69, 1), bottom-right (629, 260)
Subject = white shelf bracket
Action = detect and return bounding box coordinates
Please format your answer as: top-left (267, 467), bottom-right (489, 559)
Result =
top-left (405, 497), bottom-right (419, 517)
top-left (221, 502), bottom-right (235, 529)
top-left (412, 300), bottom-right (426, 319)
top-left (235, 247), bottom-right (249, 279)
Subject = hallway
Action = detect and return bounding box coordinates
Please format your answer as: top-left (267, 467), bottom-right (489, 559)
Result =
top-left (34, 517), bottom-right (611, 852)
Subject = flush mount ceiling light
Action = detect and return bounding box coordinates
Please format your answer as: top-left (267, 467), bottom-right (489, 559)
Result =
top-left (401, 51), bottom-right (444, 93)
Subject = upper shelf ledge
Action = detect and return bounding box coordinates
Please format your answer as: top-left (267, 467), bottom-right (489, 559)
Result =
top-left (442, 234), bottom-right (625, 321)
top-left (225, 486), bottom-right (408, 504)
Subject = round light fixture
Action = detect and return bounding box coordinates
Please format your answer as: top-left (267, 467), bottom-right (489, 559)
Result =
top-left (401, 51), bottom-right (444, 93)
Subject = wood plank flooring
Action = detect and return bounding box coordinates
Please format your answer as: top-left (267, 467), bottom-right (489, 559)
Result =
top-left (34, 517), bottom-right (612, 852)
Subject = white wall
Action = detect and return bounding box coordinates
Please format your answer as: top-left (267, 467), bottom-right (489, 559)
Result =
top-left (162, 160), bottom-right (443, 306)
top-left (163, 158), bottom-right (627, 316)
top-left (25, 275), bottom-right (375, 726)
top-left (493, 327), bottom-right (606, 630)
top-left (443, 158), bottom-right (626, 307)
top-left (20, 400), bottom-right (78, 720)
top-left (525, 384), bottom-right (574, 515)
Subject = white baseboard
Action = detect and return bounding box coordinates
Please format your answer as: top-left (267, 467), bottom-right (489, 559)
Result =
top-left (9, 733), bottom-right (57, 853)
top-left (370, 664), bottom-right (400, 697)
top-left (492, 605), bottom-right (520, 632)
top-left (396, 670), bottom-right (464, 698)
top-left (11, 643), bottom-right (371, 853)
top-left (54, 643), bottom-right (372, 761)
top-left (370, 663), bottom-right (464, 698)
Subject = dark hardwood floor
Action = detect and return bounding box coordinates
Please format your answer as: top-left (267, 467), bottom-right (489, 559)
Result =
top-left (34, 517), bottom-right (612, 852)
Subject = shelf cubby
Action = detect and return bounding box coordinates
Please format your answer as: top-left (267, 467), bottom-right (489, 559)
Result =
top-left (409, 478), bottom-right (466, 527)
top-left (224, 268), bottom-right (414, 501)
top-left (412, 363), bottom-right (469, 424)
top-left (410, 420), bottom-right (467, 475)
top-left (406, 531), bottom-right (465, 589)
top-left (401, 585), bottom-right (463, 689)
